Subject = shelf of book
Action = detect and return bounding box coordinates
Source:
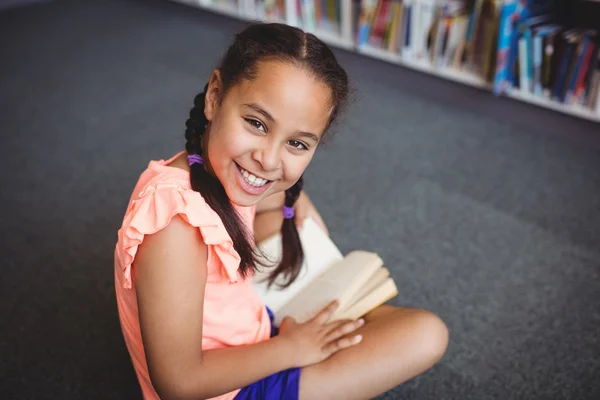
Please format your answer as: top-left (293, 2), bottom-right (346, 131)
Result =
top-left (310, 28), bottom-right (355, 50)
top-left (357, 44), bottom-right (489, 89)
top-left (171, 0), bottom-right (600, 124)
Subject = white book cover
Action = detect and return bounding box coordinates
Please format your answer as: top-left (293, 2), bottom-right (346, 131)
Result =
top-left (252, 218), bottom-right (344, 313)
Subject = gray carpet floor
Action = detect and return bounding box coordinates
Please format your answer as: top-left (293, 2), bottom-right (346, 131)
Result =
top-left (2, 0), bottom-right (600, 399)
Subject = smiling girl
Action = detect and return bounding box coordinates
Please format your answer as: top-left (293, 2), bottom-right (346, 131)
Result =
top-left (114, 23), bottom-right (448, 400)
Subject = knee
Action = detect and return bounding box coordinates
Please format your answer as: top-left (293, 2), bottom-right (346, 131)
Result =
top-left (405, 309), bottom-right (449, 365)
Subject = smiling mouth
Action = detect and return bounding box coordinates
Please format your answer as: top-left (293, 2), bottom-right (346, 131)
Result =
top-left (236, 163), bottom-right (272, 187)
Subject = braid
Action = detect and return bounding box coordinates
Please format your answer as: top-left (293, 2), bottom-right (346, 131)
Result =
top-left (185, 85), bottom-right (209, 156)
top-left (185, 84), bottom-right (258, 278)
top-left (266, 176), bottom-right (305, 289)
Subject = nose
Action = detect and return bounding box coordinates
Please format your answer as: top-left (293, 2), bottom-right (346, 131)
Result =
top-left (252, 139), bottom-right (281, 173)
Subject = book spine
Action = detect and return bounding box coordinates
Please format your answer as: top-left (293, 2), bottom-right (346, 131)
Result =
top-left (482, 1), bottom-right (502, 82)
top-left (586, 53), bottom-right (600, 109)
top-left (559, 33), bottom-right (583, 103)
top-left (414, 0), bottom-right (436, 62)
top-left (565, 34), bottom-right (591, 104)
top-left (380, 0), bottom-right (396, 49)
top-left (518, 36), bottom-right (530, 92)
top-left (403, 0), bottom-right (414, 59)
top-left (357, 0), bottom-right (379, 47)
top-left (410, 0), bottom-right (423, 61)
top-left (542, 31), bottom-right (555, 98)
top-left (368, 0), bottom-right (388, 48)
top-left (464, 0), bottom-right (484, 65)
top-left (526, 27), bottom-right (535, 93)
top-left (552, 34), bottom-right (575, 102)
top-left (492, 1), bottom-right (519, 95)
top-left (395, 2), bottom-right (408, 54)
top-left (533, 32), bottom-right (543, 95)
top-left (386, 1), bottom-right (402, 52)
top-left (437, 16), bottom-right (451, 67)
top-left (582, 47), bottom-right (600, 106)
top-left (573, 43), bottom-right (596, 104)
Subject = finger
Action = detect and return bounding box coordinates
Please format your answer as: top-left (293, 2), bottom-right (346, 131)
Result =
top-left (310, 300), bottom-right (340, 325)
top-left (279, 316), bottom-right (296, 331)
top-left (324, 319), bottom-right (365, 342)
top-left (322, 334), bottom-right (363, 357)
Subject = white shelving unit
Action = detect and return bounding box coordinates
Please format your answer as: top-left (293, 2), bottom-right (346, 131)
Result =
top-left (171, 0), bottom-right (600, 124)
top-left (357, 44), bottom-right (489, 90)
top-left (506, 89), bottom-right (600, 123)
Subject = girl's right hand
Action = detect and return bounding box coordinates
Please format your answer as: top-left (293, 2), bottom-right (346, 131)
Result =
top-left (277, 300), bottom-right (365, 368)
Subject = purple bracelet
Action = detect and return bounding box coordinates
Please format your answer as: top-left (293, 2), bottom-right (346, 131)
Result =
top-left (187, 154), bottom-right (204, 166)
top-left (283, 205), bottom-right (295, 219)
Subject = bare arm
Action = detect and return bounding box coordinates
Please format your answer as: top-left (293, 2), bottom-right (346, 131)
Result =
top-left (134, 215), bottom-right (295, 399)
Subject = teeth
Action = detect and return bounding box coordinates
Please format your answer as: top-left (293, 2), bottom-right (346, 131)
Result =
top-left (239, 166), bottom-right (269, 187)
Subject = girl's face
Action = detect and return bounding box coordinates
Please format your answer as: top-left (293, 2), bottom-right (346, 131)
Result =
top-left (203, 60), bottom-right (333, 207)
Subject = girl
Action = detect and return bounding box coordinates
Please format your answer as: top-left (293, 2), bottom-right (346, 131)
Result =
top-left (114, 23), bottom-right (448, 400)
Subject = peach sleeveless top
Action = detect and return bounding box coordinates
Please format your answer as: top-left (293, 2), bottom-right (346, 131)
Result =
top-left (114, 152), bottom-right (271, 399)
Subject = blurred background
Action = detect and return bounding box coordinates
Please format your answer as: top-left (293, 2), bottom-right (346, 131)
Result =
top-left (1, 0), bottom-right (599, 399)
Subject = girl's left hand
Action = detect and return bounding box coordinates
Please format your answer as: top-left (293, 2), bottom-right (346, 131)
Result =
top-left (294, 192), bottom-right (329, 236)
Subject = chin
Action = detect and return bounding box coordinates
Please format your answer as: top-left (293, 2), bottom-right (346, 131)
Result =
top-left (227, 190), bottom-right (266, 208)
top-left (223, 162), bottom-right (278, 207)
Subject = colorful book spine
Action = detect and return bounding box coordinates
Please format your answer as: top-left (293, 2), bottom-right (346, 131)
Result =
top-left (493, 0), bottom-right (520, 94)
top-left (357, 0), bottom-right (378, 47)
top-left (565, 33), bottom-right (592, 104)
top-left (532, 25), bottom-right (560, 97)
top-left (552, 32), bottom-right (577, 102)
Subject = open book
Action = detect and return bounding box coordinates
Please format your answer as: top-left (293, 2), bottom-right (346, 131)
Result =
top-left (252, 218), bottom-right (398, 326)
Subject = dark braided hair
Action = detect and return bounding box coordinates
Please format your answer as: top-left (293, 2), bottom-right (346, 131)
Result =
top-left (185, 22), bottom-right (349, 286)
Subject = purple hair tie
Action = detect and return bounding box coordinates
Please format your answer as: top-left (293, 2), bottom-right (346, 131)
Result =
top-left (283, 205), bottom-right (295, 220)
top-left (187, 154), bottom-right (204, 166)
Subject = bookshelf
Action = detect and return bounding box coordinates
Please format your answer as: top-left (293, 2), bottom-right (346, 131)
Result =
top-left (357, 44), bottom-right (489, 89)
top-left (170, 0), bottom-right (600, 123)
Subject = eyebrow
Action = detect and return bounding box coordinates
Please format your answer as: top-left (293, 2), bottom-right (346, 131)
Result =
top-left (243, 103), bottom-right (320, 143)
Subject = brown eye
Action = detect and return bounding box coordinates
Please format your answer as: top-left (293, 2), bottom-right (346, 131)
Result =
top-left (287, 140), bottom-right (308, 150)
top-left (245, 118), bottom-right (265, 132)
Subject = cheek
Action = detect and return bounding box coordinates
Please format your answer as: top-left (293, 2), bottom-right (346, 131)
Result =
top-left (282, 155), bottom-right (313, 186)
top-left (209, 117), bottom-right (248, 160)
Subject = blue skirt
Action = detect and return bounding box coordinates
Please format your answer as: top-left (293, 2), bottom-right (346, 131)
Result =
top-left (233, 308), bottom-right (301, 400)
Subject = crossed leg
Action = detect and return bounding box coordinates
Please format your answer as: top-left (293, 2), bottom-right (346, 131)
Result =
top-left (299, 305), bottom-right (449, 400)
top-left (253, 210), bottom-right (449, 399)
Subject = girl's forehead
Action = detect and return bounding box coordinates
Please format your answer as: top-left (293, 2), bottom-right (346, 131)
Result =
top-left (233, 61), bottom-right (332, 112)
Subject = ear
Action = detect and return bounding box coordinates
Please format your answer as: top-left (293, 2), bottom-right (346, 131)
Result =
top-left (204, 69), bottom-right (222, 122)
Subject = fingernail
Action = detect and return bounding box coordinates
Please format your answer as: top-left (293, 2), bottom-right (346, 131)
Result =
top-left (357, 318), bottom-right (365, 326)
top-left (355, 335), bottom-right (363, 343)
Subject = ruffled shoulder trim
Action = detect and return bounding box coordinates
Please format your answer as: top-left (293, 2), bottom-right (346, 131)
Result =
top-left (118, 181), bottom-right (241, 289)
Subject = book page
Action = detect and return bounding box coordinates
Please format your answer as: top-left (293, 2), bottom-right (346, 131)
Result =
top-left (272, 251), bottom-right (383, 326)
top-left (344, 267), bottom-right (390, 309)
top-left (252, 218), bottom-right (344, 312)
top-left (335, 278), bottom-right (398, 322)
